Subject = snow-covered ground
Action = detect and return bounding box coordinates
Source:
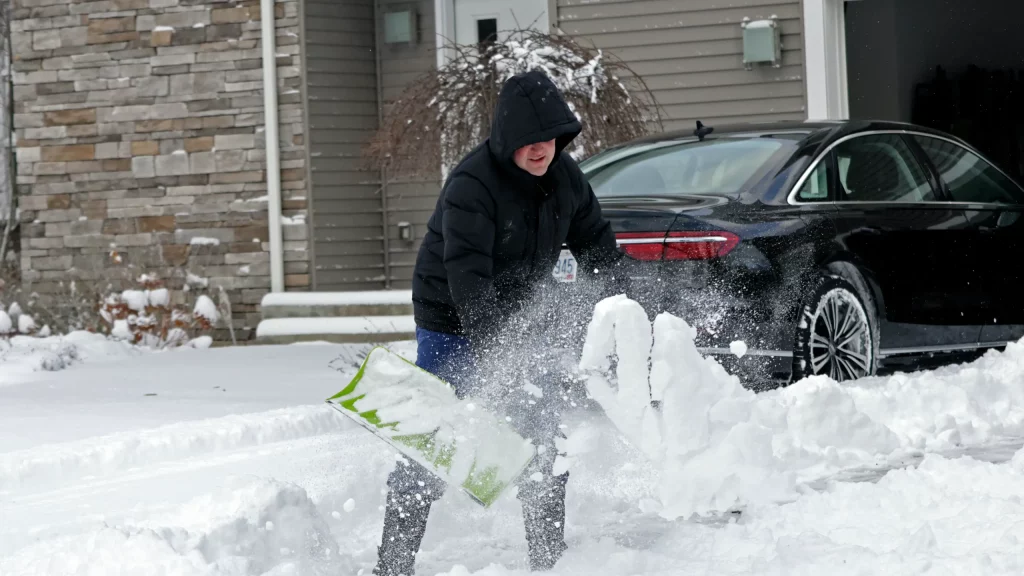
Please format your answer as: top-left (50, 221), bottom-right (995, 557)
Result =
top-left (3, 299), bottom-right (1024, 575)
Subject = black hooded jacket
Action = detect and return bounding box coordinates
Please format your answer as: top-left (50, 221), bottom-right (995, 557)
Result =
top-left (411, 71), bottom-right (624, 350)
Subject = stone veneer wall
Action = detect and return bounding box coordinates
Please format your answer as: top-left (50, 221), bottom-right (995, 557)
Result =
top-left (10, 0), bottom-right (311, 341)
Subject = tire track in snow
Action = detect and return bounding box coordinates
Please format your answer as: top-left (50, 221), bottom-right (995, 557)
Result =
top-left (0, 404), bottom-right (351, 492)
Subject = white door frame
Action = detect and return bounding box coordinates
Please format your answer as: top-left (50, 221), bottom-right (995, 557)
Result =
top-left (803, 0), bottom-right (850, 120)
top-left (434, 0), bottom-right (557, 67)
top-left (435, 0), bottom-right (456, 68)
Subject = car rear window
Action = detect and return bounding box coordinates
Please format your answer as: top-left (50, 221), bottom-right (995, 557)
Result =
top-left (583, 138), bottom-right (795, 198)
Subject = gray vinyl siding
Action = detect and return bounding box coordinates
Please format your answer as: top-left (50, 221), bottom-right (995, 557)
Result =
top-left (305, 0), bottom-right (386, 291)
top-left (304, 0), bottom-right (439, 291)
top-left (556, 0), bottom-right (806, 131)
top-left (378, 0), bottom-right (441, 289)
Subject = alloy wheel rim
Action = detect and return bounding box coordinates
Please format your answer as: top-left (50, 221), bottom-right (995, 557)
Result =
top-left (809, 288), bottom-right (872, 382)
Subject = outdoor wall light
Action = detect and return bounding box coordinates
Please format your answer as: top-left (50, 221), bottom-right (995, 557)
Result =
top-left (383, 6), bottom-right (418, 45)
top-left (397, 221), bottom-right (414, 242)
top-left (741, 16), bottom-right (782, 70)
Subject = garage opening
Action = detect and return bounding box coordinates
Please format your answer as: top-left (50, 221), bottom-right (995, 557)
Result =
top-left (844, 0), bottom-right (1024, 183)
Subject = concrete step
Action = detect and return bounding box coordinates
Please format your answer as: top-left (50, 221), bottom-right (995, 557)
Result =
top-left (255, 316), bottom-right (416, 345)
top-left (260, 290), bottom-right (412, 319)
top-left (256, 290), bottom-right (416, 345)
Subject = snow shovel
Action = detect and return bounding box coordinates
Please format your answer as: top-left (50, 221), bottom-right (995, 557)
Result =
top-left (326, 346), bottom-right (537, 507)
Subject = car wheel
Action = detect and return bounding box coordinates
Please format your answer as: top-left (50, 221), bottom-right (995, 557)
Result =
top-left (792, 274), bottom-right (878, 383)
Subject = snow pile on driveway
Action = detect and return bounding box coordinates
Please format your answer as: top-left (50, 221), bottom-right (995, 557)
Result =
top-left (3, 476), bottom-right (344, 576)
top-left (431, 448), bottom-right (1024, 576)
top-left (579, 295), bottom-right (1024, 519)
top-left (0, 331), bottom-right (138, 387)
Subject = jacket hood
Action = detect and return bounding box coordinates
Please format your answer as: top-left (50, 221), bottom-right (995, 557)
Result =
top-left (488, 71), bottom-right (582, 172)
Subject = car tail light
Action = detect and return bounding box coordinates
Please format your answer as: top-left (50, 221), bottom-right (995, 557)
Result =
top-left (616, 231), bottom-right (740, 261)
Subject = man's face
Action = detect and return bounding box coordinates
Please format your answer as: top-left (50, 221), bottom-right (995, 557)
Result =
top-left (513, 139), bottom-right (556, 176)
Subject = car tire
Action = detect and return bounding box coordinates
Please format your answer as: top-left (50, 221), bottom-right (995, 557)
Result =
top-left (791, 273), bottom-right (879, 383)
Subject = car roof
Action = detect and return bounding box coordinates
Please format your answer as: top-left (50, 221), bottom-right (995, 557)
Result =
top-left (582, 119), bottom-right (978, 205)
top-left (615, 119), bottom-right (960, 149)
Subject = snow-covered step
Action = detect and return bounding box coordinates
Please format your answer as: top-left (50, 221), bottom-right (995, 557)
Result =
top-left (260, 290), bottom-right (413, 319)
top-left (255, 315), bottom-right (416, 344)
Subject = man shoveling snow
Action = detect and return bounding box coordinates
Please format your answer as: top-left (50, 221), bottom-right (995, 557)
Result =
top-left (371, 70), bottom-right (629, 576)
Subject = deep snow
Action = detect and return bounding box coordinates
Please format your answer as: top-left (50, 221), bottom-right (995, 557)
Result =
top-left (2, 299), bottom-right (1024, 575)
top-left (579, 296), bottom-right (1024, 518)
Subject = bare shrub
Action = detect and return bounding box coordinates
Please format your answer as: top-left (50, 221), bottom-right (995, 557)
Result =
top-left (364, 27), bottom-right (662, 178)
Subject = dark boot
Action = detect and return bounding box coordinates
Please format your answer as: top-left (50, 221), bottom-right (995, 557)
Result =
top-left (372, 493), bottom-right (433, 576)
top-left (373, 459), bottom-right (445, 576)
top-left (518, 465), bottom-right (569, 571)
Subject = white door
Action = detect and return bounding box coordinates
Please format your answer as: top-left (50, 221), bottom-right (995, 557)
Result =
top-left (453, 0), bottom-right (549, 46)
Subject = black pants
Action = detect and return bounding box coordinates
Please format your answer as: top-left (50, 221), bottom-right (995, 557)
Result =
top-left (374, 328), bottom-right (569, 575)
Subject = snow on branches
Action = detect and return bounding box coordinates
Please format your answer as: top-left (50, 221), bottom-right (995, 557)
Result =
top-left (100, 273), bottom-right (217, 349)
top-left (365, 28), bottom-right (662, 177)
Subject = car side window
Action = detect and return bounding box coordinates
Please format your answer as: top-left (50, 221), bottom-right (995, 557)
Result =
top-left (912, 135), bottom-right (1024, 205)
top-left (796, 158), bottom-right (830, 201)
top-left (832, 134), bottom-right (936, 202)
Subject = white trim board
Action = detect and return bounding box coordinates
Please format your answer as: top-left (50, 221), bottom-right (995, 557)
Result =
top-left (435, 0), bottom-right (456, 68)
top-left (803, 0), bottom-right (850, 120)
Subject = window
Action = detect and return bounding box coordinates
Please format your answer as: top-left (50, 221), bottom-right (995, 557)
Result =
top-left (832, 134), bottom-right (935, 202)
top-left (913, 136), bottom-right (1024, 205)
top-left (796, 160), bottom-right (830, 201)
top-left (476, 18), bottom-right (497, 46)
top-left (587, 138), bottom-right (792, 198)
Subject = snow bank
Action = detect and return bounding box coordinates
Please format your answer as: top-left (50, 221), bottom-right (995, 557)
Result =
top-left (0, 476), bottom-right (343, 576)
top-left (0, 332), bottom-right (138, 388)
top-left (579, 295), bottom-right (1024, 519)
top-left (0, 405), bottom-right (347, 492)
top-left (694, 453), bottom-right (1024, 574)
top-left (433, 452), bottom-right (1024, 576)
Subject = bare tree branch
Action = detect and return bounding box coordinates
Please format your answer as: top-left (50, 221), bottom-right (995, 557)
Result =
top-left (364, 27), bottom-right (663, 178)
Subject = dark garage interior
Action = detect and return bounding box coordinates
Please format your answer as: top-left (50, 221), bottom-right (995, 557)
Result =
top-left (845, 0), bottom-right (1024, 183)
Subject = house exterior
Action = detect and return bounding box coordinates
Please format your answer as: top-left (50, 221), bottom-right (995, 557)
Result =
top-left (9, 0), bottom-right (814, 340)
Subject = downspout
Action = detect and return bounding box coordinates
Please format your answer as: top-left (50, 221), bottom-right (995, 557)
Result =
top-left (372, 0), bottom-right (391, 288)
top-left (261, 0), bottom-right (285, 292)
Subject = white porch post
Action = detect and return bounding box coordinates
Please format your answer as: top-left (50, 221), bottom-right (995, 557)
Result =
top-left (803, 0), bottom-right (849, 120)
top-left (261, 0), bottom-right (285, 293)
top-left (435, 0), bottom-right (456, 67)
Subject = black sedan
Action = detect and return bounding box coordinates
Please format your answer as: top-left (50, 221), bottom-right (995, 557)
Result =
top-left (574, 120), bottom-right (1024, 388)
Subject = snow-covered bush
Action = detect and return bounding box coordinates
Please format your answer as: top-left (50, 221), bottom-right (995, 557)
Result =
top-left (99, 273), bottom-right (220, 349)
top-left (365, 27), bottom-right (662, 176)
top-left (1, 242), bottom-right (237, 346)
top-left (0, 300), bottom-right (40, 339)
